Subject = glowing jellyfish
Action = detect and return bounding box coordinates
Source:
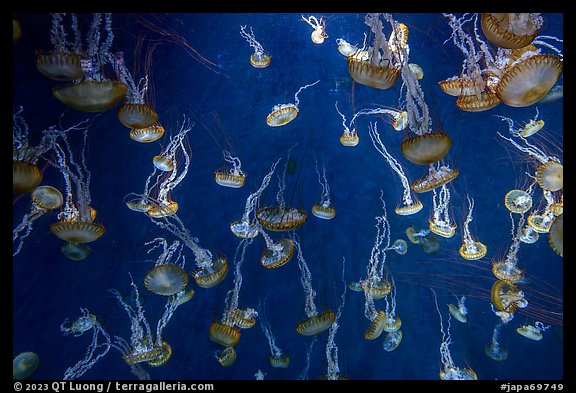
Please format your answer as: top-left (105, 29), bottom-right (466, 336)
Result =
top-left (259, 300), bottom-right (290, 368)
top-left (296, 309), bottom-right (336, 336)
top-left (536, 161), bottom-right (563, 192)
top-left (13, 185), bottom-right (64, 256)
top-left (406, 226), bottom-right (441, 254)
top-left (491, 279), bottom-right (528, 314)
top-left (408, 63), bottom-right (423, 80)
top-left (439, 76), bottom-right (483, 97)
top-left (334, 101), bottom-right (359, 147)
top-left (130, 124), bottom-right (165, 143)
top-left (406, 226), bottom-right (427, 244)
top-left (116, 59), bottom-right (159, 129)
top-left (428, 185), bottom-right (457, 238)
top-left (142, 238), bottom-right (189, 296)
top-left (240, 25), bottom-right (271, 68)
top-left (383, 330), bottom-right (403, 352)
top-left (193, 256), bottom-right (228, 288)
top-left (311, 158), bottom-right (335, 220)
top-left (389, 239), bottom-right (407, 255)
top-left (152, 155), bottom-right (175, 172)
top-left (52, 14), bottom-right (128, 112)
top-left (169, 288), bottom-right (195, 307)
top-left (347, 14), bottom-right (402, 89)
top-left (411, 164), bottom-right (460, 194)
top-left (209, 320), bottom-right (241, 347)
top-left (215, 150), bottom-right (246, 188)
top-left (230, 159), bottom-right (280, 239)
top-left (459, 196), bottom-right (487, 260)
top-left (431, 289), bottom-right (478, 380)
top-left (401, 133), bottom-right (453, 166)
top-left (336, 38), bottom-right (359, 57)
top-left (481, 13), bottom-right (542, 49)
top-left (216, 347), bottom-right (236, 368)
top-left (447, 295), bottom-right (468, 323)
top-left (302, 15), bottom-right (328, 44)
top-left (368, 122), bottom-right (422, 215)
top-left (520, 225), bottom-right (539, 244)
top-left (61, 242), bottom-right (92, 261)
top-left (261, 236), bottom-right (295, 269)
top-left (548, 213), bottom-right (562, 257)
top-left (516, 321), bottom-right (550, 341)
top-left (382, 276), bottom-right (402, 333)
top-left (492, 213), bottom-right (528, 283)
top-left (35, 14), bottom-right (84, 81)
top-left (266, 80), bottom-right (319, 127)
top-left (504, 189), bottom-right (533, 214)
top-left (13, 352), bottom-right (40, 380)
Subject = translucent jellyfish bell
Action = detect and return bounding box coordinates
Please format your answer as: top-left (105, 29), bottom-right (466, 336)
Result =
top-left (13, 352), bottom-right (40, 380)
top-left (390, 239), bottom-right (408, 255)
top-left (61, 242), bottom-right (92, 261)
top-left (400, 132), bottom-right (452, 165)
top-left (146, 341), bottom-right (172, 367)
top-left (144, 264), bottom-right (189, 296)
top-left (481, 13), bottom-right (541, 49)
top-left (504, 189), bottom-right (533, 214)
top-left (536, 161), bottom-right (563, 192)
top-left (261, 238), bottom-right (295, 269)
top-left (53, 80), bottom-right (128, 112)
top-left (216, 347), bottom-right (237, 367)
top-left (130, 124), bottom-right (165, 143)
top-left (152, 155), bottom-right (175, 172)
top-left (364, 310), bottom-right (387, 340)
top-left (13, 159), bottom-right (43, 194)
top-left (31, 185), bottom-right (64, 210)
top-left (117, 103), bottom-right (158, 129)
top-left (193, 256), bottom-right (228, 288)
top-left (383, 330), bottom-right (403, 352)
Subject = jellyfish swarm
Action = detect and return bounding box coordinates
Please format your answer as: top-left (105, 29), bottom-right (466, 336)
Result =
top-left (347, 14), bottom-right (402, 90)
top-left (266, 80), bottom-right (320, 127)
top-left (35, 14), bottom-right (84, 81)
top-left (52, 14), bottom-right (128, 112)
top-left (240, 25), bottom-right (271, 68)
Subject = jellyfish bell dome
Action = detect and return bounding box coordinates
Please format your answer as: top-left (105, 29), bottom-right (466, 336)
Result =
top-left (147, 201), bottom-right (179, 219)
top-left (364, 310), bottom-right (387, 340)
top-left (13, 159), bottom-right (42, 194)
top-left (214, 170), bottom-right (246, 188)
top-left (126, 197), bottom-right (154, 213)
top-left (169, 288), bottom-right (195, 307)
top-left (152, 155), bottom-right (175, 172)
top-left (481, 13), bottom-right (541, 49)
top-left (35, 50), bottom-right (84, 81)
top-left (209, 320), bottom-right (240, 347)
top-left (250, 51), bottom-right (271, 68)
top-left (296, 308), bottom-right (335, 336)
top-left (456, 91), bottom-right (501, 112)
top-left (31, 185), bottom-right (64, 210)
top-left (311, 29), bottom-right (326, 44)
top-left (266, 103), bottom-right (298, 127)
top-left (548, 214), bottom-right (563, 257)
top-left (147, 341), bottom-right (172, 367)
top-left (347, 51), bottom-right (400, 90)
top-left (520, 226), bottom-right (539, 244)
top-left (52, 80), bottom-right (128, 112)
top-left (383, 330), bottom-right (403, 352)
top-left (311, 204), bottom-right (336, 220)
top-left (536, 161), bottom-right (563, 192)
top-left (448, 304), bottom-right (467, 323)
top-left (117, 103), bottom-right (159, 129)
top-left (492, 260), bottom-right (524, 283)
top-left (193, 256), bottom-right (228, 288)
top-left (261, 238), bottom-right (295, 269)
top-left (340, 132), bottom-right (359, 147)
top-left (256, 206), bottom-right (308, 231)
top-left (50, 220), bottom-right (105, 243)
top-left (504, 189), bottom-right (532, 214)
top-left (411, 166), bottom-right (460, 194)
top-left (130, 124), bottom-right (165, 143)
top-left (484, 341), bottom-right (508, 361)
top-left (270, 354), bottom-right (291, 368)
top-left (216, 347), bottom-right (237, 367)
top-left (144, 264), bottom-right (189, 296)
top-left (395, 200), bottom-right (423, 216)
top-left (516, 325), bottom-right (544, 341)
top-left (13, 352), bottom-right (39, 380)
top-left (459, 241), bottom-right (487, 260)
top-left (61, 242), bottom-right (92, 261)
top-left (390, 239), bottom-right (408, 255)
top-left (400, 132), bottom-right (452, 165)
top-left (230, 220), bottom-right (260, 239)
top-left (383, 315), bottom-right (402, 332)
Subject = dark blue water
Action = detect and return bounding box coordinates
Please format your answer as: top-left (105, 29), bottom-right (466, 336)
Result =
top-left (12, 13), bottom-right (563, 381)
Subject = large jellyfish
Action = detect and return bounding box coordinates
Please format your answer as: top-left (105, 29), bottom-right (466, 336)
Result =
top-left (142, 238), bottom-right (189, 297)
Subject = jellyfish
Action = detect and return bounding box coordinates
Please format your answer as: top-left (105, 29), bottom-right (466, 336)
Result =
top-left (324, 258), bottom-right (347, 380)
top-left (301, 15), bottom-right (328, 44)
top-left (13, 352), bottom-right (39, 380)
top-left (491, 279), bottom-right (529, 314)
top-left (61, 242), bottom-right (92, 261)
top-left (60, 308), bottom-right (112, 380)
top-left (430, 289), bottom-right (478, 380)
top-left (447, 294), bottom-right (468, 323)
top-left (526, 189), bottom-right (557, 234)
top-left (548, 213), bottom-right (562, 257)
top-left (115, 51), bottom-right (159, 129)
top-left (428, 185), bottom-right (457, 239)
top-left (130, 124), bottom-right (165, 143)
top-left (516, 321), bottom-right (551, 341)
top-left (266, 80), bottom-right (319, 127)
top-left (383, 330), bottom-right (403, 352)
top-left (368, 121), bottom-right (422, 215)
top-left (220, 238), bottom-right (258, 330)
top-left (388, 239), bottom-right (408, 255)
top-left (142, 238), bottom-right (189, 296)
top-left (406, 226), bottom-right (441, 254)
top-left (13, 186), bottom-right (64, 256)
top-left (293, 233), bottom-right (335, 336)
top-left (215, 150), bottom-right (246, 188)
top-left (504, 189), bottom-right (533, 214)
top-left (259, 228), bottom-right (295, 269)
top-left (297, 337), bottom-right (318, 380)
top-left (520, 225), bottom-right (540, 245)
top-left (209, 319), bottom-right (241, 348)
top-left (35, 13), bottom-right (84, 81)
top-left (52, 14), bottom-right (128, 112)
top-left (492, 213), bottom-right (528, 283)
top-left (411, 163), bottom-right (460, 194)
top-left (152, 118), bottom-right (192, 173)
top-left (41, 118), bottom-right (106, 245)
top-left (240, 25), bottom-right (271, 68)
top-left (484, 313), bottom-right (509, 361)
top-left (459, 195), bottom-right (487, 260)
top-left (256, 150), bottom-right (307, 231)
top-left (230, 159), bottom-right (281, 239)
top-left (336, 38), bottom-right (359, 57)
top-left (408, 63), bottom-right (424, 80)
top-left (347, 13), bottom-right (402, 89)
top-left (481, 13), bottom-right (542, 49)
top-left (334, 101), bottom-right (359, 146)
top-left (215, 347), bottom-right (236, 368)
top-left (259, 300), bottom-right (290, 368)
top-left (311, 158), bottom-right (335, 220)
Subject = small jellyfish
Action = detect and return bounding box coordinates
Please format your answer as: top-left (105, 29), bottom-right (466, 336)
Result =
top-left (383, 330), bottom-right (403, 352)
top-left (389, 239), bottom-right (407, 255)
top-left (193, 256), bottom-right (229, 288)
top-left (536, 161), bottom-right (563, 192)
top-left (144, 264), bottom-right (188, 296)
top-left (447, 295), bottom-right (468, 323)
top-left (408, 63), bottom-right (424, 80)
top-left (296, 309), bottom-right (336, 336)
top-left (520, 226), bottom-right (540, 244)
top-left (504, 189), bottom-right (533, 214)
top-left (336, 38), bottom-right (359, 57)
top-left (301, 15), bottom-right (328, 44)
top-left (240, 25), bottom-right (271, 68)
top-left (130, 124), bottom-right (165, 143)
top-left (216, 347), bottom-right (236, 368)
top-left (214, 151), bottom-right (246, 188)
top-left (364, 310), bottom-right (387, 340)
top-left (400, 132), bottom-right (452, 165)
top-left (13, 352), bottom-right (40, 380)
top-left (61, 242), bottom-right (92, 261)
top-left (516, 321), bottom-right (551, 341)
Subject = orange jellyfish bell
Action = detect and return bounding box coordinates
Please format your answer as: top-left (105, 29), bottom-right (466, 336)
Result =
top-left (229, 220), bottom-right (260, 239)
top-left (261, 238), bottom-right (295, 269)
top-left (340, 132), bottom-right (359, 147)
top-left (144, 264), bottom-right (189, 296)
top-left (216, 347), bottom-right (237, 367)
top-left (495, 54), bottom-right (563, 107)
top-left (117, 103), bottom-right (159, 129)
top-left (491, 279), bottom-right (525, 313)
top-left (548, 214), bottom-right (563, 257)
top-left (347, 51), bottom-right (400, 90)
top-left (214, 171), bottom-right (246, 188)
top-left (492, 260), bottom-right (523, 283)
top-left (536, 161), bottom-right (563, 192)
top-left (364, 310), bottom-right (387, 340)
top-left (527, 212), bottom-right (553, 234)
top-left (504, 189), bottom-right (532, 214)
top-left (311, 29), bottom-right (327, 44)
top-left (439, 76), bottom-right (483, 97)
top-left (395, 200), bottom-right (423, 216)
top-left (52, 80), bottom-right (128, 112)
top-left (13, 352), bottom-right (39, 380)
top-left (147, 201), bottom-right (179, 219)
top-left (194, 256), bottom-right (228, 288)
top-left (256, 206), bottom-right (308, 231)
top-left (455, 91), bottom-right (501, 112)
top-left (31, 185), bottom-right (64, 210)
top-left (295, 309), bottom-right (336, 336)
top-left (250, 51), bottom-right (271, 68)
top-left (481, 13), bottom-right (540, 49)
top-left (130, 124), bottom-right (165, 143)
top-left (270, 355), bottom-right (290, 368)
top-left (152, 155), bottom-right (175, 172)
top-left (123, 344), bottom-right (166, 365)
top-left (126, 197), bottom-right (154, 213)
top-left (361, 279), bottom-right (392, 299)
top-left (169, 288), bottom-right (195, 307)
top-left (459, 240), bottom-right (487, 260)
top-left (266, 103), bottom-right (298, 127)
top-left (400, 132), bottom-right (452, 165)
top-left (13, 159), bottom-right (42, 194)
top-left (147, 341), bottom-right (172, 367)
top-left (229, 309), bottom-right (257, 329)
top-left (429, 219), bottom-right (457, 238)
top-left (61, 242), bottom-right (92, 261)
top-left (411, 167), bottom-right (460, 194)
top-left (35, 51), bottom-right (84, 81)
top-left (50, 220), bottom-right (105, 243)
top-left (383, 316), bottom-right (402, 333)
top-left (209, 320), bottom-right (241, 347)
top-left (311, 204), bottom-right (336, 220)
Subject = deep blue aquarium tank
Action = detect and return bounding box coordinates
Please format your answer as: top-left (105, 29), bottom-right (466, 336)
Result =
top-left (12, 12), bottom-right (564, 383)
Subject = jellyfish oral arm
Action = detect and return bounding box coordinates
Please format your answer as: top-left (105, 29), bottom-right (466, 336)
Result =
top-left (293, 80), bottom-right (320, 109)
top-left (292, 234), bottom-right (318, 318)
top-left (223, 150), bottom-right (245, 177)
top-left (240, 25), bottom-right (265, 54)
